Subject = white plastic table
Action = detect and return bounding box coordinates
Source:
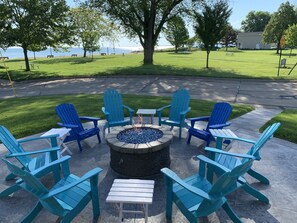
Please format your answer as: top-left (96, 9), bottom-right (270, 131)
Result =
top-left (136, 109), bottom-right (156, 124)
top-left (106, 179), bottom-right (155, 223)
top-left (41, 128), bottom-right (72, 156)
top-left (209, 129), bottom-right (237, 150)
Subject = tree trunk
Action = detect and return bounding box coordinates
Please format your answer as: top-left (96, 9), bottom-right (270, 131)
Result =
top-left (175, 45), bottom-right (178, 53)
top-left (23, 47), bottom-right (30, 71)
top-left (206, 51), bottom-right (210, 68)
top-left (83, 48), bottom-right (87, 57)
top-left (276, 41), bottom-right (280, 54)
top-left (143, 39), bottom-right (154, 65)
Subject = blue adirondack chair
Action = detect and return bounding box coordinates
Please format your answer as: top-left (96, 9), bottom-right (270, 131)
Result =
top-left (2, 156), bottom-right (102, 222)
top-left (157, 88), bottom-right (191, 139)
top-left (187, 102), bottom-right (232, 146)
top-left (56, 103), bottom-right (101, 152)
top-left (205, 122), bottom-right (281, 203)
top-left (0, 125), bottom-right (60, 197)
top-left (162, 155), bottom-right (254, 223)
top-left (102, 88), bottom-right (134, 133)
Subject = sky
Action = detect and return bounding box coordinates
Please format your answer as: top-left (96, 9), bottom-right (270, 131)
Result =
top-left (66, 0), bottom-right (297, 48)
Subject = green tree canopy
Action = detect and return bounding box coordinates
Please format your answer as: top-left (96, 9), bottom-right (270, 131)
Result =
top-left (263, 1), bottom-right (297, 54)
top-left (285, 24), bottom-right (297, 49)
top-left (164, 16), bottom-right (189, 53)
top-left (0, 0), bottom-right (72, 71)
top-left (93, 0), bottom-right (193, 65)
top-left (70, 7), bottom-right (115, 57)
top-left (241, 11), bottom-right (271, 32)
top-left (193, 0), bottom-right (231, 68)
top-left (220, 23), bottom-right (238, 51)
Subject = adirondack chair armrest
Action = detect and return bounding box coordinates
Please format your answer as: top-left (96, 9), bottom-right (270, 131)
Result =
top-left (205, 147), bottom-right (255, 159)
top-left (157, 105), bottom-right (171, 113)
top-left (43, 167), bottom-right (103, 199)
top-left (197, 155), bottom-right (231, 175)
top-left (28, 155), bottom-right (72, 178)
top-left (79, 116), bottom-right (100, 127)
top-left (180, 107), bottom-right (191, 116)
top-left (17, 134), bottom-right (59, 144)
top-left (161, 168), bottom-right (211, 200)
top-left (102, 107), bottom-right (110, 116)
top-left (6, 147), bottom-right (60, 158)
top-left (57, 122), bottom-right (78, 129)
top-left (208, 122), bottom-right (231, 129)
top-left (189, 116), bottom-right (210, 127)
top-left (123, 105), bottom-right (135, 114)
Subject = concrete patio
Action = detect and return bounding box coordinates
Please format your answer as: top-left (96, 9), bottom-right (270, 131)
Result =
top-left (0, 106), bottom-right (297, 223)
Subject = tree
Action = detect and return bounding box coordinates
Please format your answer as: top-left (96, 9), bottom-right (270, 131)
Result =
top-left (285, 24), bottom-right (297, 49)
top-left (94, 0), bottom-right (191, 65)
top-left (193, 0), bottom-right (231, 68)
top-left (241, 11), bottom-right (271, 32)
top-left (220, 24), bottom-right (238, 51)
top-left (263, 1), bottom-right (297, 54)
top-left (70, 7), bottom-right (114, 57)
top-left (164, 16), bottom-right (189, 53)
top-left (0, 0), bottom-right (72, 71)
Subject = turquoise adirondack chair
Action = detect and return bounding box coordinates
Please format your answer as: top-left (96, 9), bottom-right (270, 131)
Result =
top-left (187, 102), bottom-right (232, 146)
top-left (56, 103), bottom-right (101, 152)
top-left (102, 88), bottom-right (134, 133)
top-left (206, 122), bottom-right (281, 203)
top-left (2, 156), bottom-right (102, 223)
top-left (162, 155), bottom-right (254, 223)
top-left (157, 88), bottom-right (191, 139)
top-left (0, 125), bottom-right (60, 197)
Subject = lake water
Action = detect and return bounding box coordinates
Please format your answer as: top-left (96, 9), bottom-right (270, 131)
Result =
top-left (0, 47), bottom-right (134, 59)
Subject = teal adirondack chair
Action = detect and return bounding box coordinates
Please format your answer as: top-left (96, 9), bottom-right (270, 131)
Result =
top-left (162, 155), bottom-right (254, 223)
top-left (157, 89), bottom-right (191, 139)
top-left (205, 122), bottom-right (281, 203)
top-left (102, 88), bottom-right (134, 133)
top-left (2, 156), bottom-right (102, 223)
top-left (0, 125), bottom-right (60, 197)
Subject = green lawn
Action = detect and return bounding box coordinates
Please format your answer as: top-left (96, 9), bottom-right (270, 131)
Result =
top-left (0, 94), bottom-right (253, 139)
top-left (1, 49), bottom-right (297, 81)
top-left (260, 109), bottom-right (297, 144)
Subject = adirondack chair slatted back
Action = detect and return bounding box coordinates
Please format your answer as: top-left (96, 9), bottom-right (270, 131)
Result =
top-left (198, 159), bottom-right (254, 214)
top-left (2, 158), bottom-right (67, 217)
top-left (0, 126), bottom-right (31, 166)
top-left (169, 89), bottom-right (190, 122)
top-left (244, 122), bottom-right (281, 161)
top-left (103, 89), bottom-right (125, 122)
top-left (206, 102), bottom-right (232, 131)
top-left (56, 103), bottom-right (84, 141)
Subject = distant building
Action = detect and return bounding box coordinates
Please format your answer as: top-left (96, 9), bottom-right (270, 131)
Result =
top-left (237, 32), bottom-right (272, 50)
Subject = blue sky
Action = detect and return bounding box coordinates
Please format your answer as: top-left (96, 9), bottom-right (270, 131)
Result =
top-left (66, 0), bottom-right (297, 47)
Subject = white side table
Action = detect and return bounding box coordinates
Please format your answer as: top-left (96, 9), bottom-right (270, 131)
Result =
top-left (209, 129), bottom-right (237, 150)
top-left (41, 128), bottom-right (72, 156)
top-left (136, 109), bottom-right (156, 124)
top-left (106, 179), bottom-right (155, 223)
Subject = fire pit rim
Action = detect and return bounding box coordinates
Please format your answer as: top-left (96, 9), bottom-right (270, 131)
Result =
top-left (105, 124), bottom-right (173, 154)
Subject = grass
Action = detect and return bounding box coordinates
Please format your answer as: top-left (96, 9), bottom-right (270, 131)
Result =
top-left (260, 109), bottom-right (297, 144)
top-left (0, 94), bottom-right (253, 139)
top-left (1, 49), bottom-right (297, 81)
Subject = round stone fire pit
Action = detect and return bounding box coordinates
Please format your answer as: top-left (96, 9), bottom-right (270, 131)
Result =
top-left (105, 124), bottom-right (173, 177)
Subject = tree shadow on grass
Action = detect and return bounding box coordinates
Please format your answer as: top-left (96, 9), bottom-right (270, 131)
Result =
top-left (33, 56), bottom-right (114, 65)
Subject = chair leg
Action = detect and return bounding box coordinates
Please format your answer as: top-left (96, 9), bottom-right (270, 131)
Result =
top-left (178, 127), bottom-right (182, 139)
top-left (96, 132), bottom-right (101, 144)
top-left (21, 202), bottom-right (43, 223)
top-left (247, 169), bottom-right (270, 184)
top-left (187, 133), bottom-right (192, 144)
top-left (5, 172), bottom-right (17, 181)
top-left (242, 184), bottom-right (269, 203)
top-left (0, 184), bottom-right (20, 198)
top-left (222, 202), bottom-right (242, 223)
top-left (77, 140), bottom-right (83, 152)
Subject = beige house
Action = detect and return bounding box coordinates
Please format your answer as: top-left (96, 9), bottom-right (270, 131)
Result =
top-left (237, 32), bottom-right (272, 49)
